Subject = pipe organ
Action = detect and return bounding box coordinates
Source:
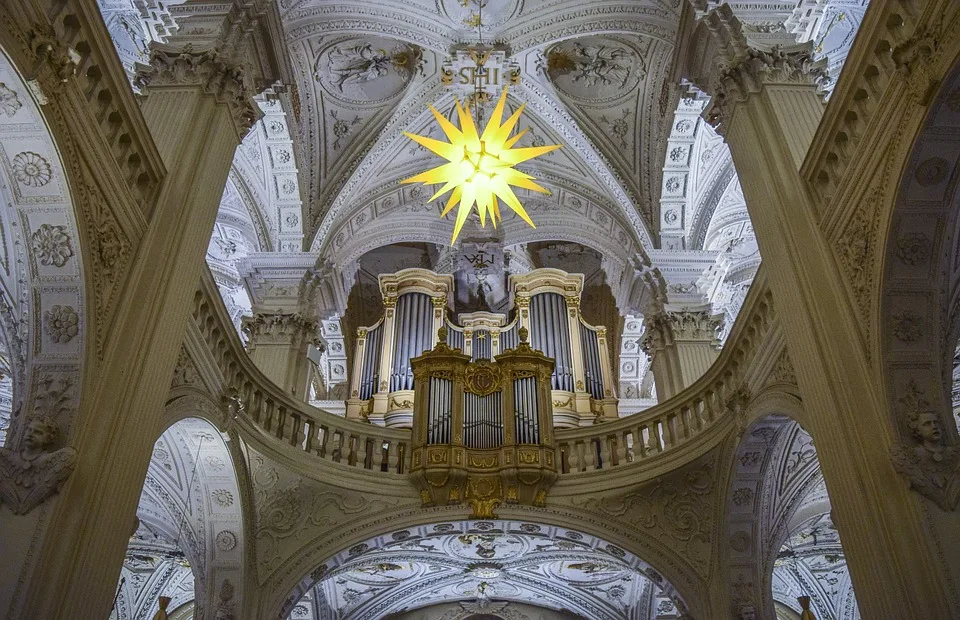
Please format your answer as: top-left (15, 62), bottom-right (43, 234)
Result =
top-left (410, 326), bottom-right (557, 518)
top-left (347, 267), bottom-right (618, 427)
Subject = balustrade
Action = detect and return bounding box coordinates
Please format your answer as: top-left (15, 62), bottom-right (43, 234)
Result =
top-left (190, 266), bottom-right (775, 480)
top-left (192, 271), bottom-right (412, 475)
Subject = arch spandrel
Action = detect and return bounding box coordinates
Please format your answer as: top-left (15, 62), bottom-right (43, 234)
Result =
top-left (243, 443), bottom-right (707, 619)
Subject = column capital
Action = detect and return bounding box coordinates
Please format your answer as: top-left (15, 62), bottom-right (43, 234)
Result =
top-left (241, 311), bottom-right (320, 351)
top-left (707, 44), bottom-right (829, 133)
top-left (134, 44), bottom-right (260, 136)
top-left (641, 309), bottom-right (723, 354)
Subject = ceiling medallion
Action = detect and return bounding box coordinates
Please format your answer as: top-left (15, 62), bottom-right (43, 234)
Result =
top-left (401, 88), bottom-right (561, 244)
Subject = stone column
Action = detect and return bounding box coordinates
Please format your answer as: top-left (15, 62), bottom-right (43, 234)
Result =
top-left (242, 312), bottom-right (319, 400)
top-left (3, 7), bottom-right (286, 614)
top-left (239, 254), bottom-right (325, 402)
top-left (699, 16), bottom-right (956, 616)
top-left (642, 310), bottom-right (722, 401)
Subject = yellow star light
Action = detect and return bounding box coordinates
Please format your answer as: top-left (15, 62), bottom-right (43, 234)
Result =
top-left (401, 88), bottom-right (561, 244)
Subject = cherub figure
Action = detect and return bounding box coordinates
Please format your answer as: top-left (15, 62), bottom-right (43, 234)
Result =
top-left (891, 405), bottom-right (960, 510)
top-left (0, 416), bottom-right (77, 514)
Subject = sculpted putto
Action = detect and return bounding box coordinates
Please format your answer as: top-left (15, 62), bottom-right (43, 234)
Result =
top-left (891, 402), bottom-right (960, 511)
top-left (0, 416), bottom-right (77, 514)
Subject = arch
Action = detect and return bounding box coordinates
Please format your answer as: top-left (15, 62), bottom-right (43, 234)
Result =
top-left (111, 407), bottom-right (248, 620)
top-left (879, 54), bottom-right (960, 487)
top-left (244, 480), bottom-right (710, 620)
top-left (722, 400), bottom-right (860, 620)
top-left (0, 47), bottom-right (87, 457)
top-left (277, 519), bottom-right (692, 620)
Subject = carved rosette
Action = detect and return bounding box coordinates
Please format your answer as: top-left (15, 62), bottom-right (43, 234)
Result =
top-left (134, 45), bottom-right (260, 135)
top-left (241, 312), bottom-right (320, 351)
top-left (707, 45), bottom-right (829, 132)
top-left (641, 310), bottom-right (723, 353)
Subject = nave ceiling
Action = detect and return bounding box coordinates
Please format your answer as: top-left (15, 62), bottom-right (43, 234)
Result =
top-left (281, 0), bottom-right (684, 255)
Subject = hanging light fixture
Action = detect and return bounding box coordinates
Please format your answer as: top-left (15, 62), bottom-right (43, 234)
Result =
top-left (401, 1), bottom-right (561, 244)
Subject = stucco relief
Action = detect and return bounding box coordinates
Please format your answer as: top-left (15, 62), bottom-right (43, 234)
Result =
top-left (316, 39), bottom-right (422, 101)
top-left (0, 52), bottom-right (86, 500)
top-left (568, 453), bottom-right (718, 576)
top-left (890, 379), bottom-right (960, 510)
top-left (0, 415), bottom-right (76, 514)
top-left (250, 449), bottom-right (404, 577)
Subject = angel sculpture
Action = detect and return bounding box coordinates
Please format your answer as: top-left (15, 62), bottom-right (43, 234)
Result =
top-left (890, 408), bottom-right (960, 510)
top-left (0, 416), bottom-right (77, 514)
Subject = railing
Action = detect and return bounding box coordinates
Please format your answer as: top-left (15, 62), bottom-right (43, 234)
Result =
top-left (192, 268), bottom-right (775, 479)
top-left (802, 0), bottom-right (926, 211)
top-left (41, 0), bottom-right (165, 212)
top-left (192, 270), bottom-right (413, 475)
top-left (554, 279), bottom-right (775, 475)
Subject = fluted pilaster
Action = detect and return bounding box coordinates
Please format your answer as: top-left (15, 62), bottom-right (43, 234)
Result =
top-left (642, 310), bottom-right (723, 400)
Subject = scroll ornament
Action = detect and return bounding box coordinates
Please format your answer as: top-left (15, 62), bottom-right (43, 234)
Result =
top-left (0, 417), bottom-right (77, 514)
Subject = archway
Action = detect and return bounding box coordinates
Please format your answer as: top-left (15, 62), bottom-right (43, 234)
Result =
top-left (724, 413), bottom-right (860, 619)
top-left (879, 54), bottom-right (960, 512)
top-left (0, 48), bottom-right (87, 450)
top-left (281, 520), bottom-right (691, 620)
top-left (110, 417), bottom-right (246, 620)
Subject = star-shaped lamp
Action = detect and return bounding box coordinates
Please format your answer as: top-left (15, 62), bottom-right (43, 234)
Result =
top-left (401, 88), bottom-right (561, 244)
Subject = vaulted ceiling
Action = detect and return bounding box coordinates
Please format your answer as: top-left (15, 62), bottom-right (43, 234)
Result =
top-left (278, 0), bottom-right (686, 258)
top-left (286, 520), bottom-right (688, 620)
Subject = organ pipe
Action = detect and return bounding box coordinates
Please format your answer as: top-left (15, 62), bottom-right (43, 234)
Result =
top-left (351, 268), bottom-right (617, 427)
top-left (530, 293), bottom-right (573, 391)
top-left (472, 329), bottom-right (491, 360)
top-left (500, 321), bottom-right (519, 350)
top-left (579, 322), bottom-right (604, 399)
top-left (391, 293), bottom-right (433, 391)
top-left (446, 323), bottom-right (465, 350)
top-left (359, 324), bottom-right (382, 400)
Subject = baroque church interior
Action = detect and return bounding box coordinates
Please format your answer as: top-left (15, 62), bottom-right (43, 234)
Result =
top-left (0, 0), bottom-right (959, 618)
